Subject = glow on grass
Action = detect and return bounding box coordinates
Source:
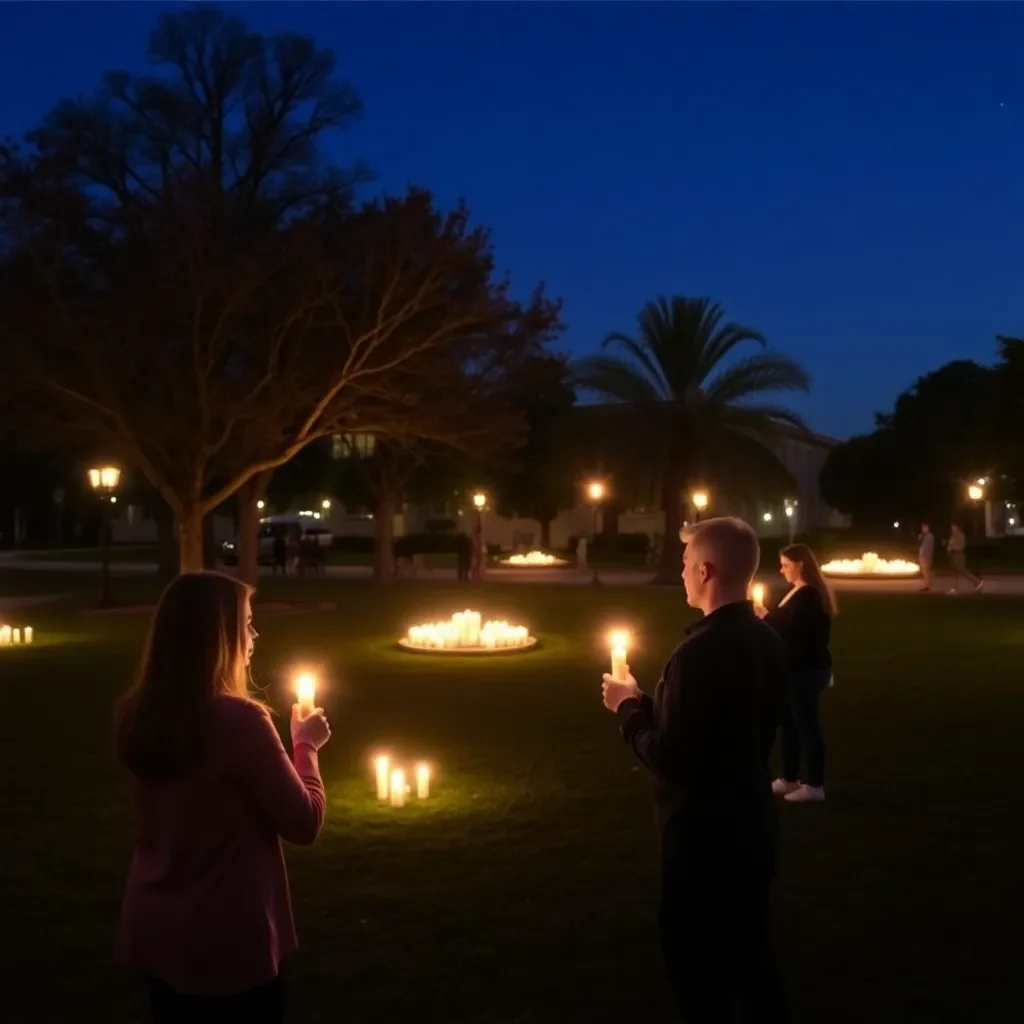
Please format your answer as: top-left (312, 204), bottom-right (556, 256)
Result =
top-left (399, 609), bottom-right (536, 653)
top-left (499, 551), bottom-right (569, 567)
top-left (821, 551), bottom-right (920, 577)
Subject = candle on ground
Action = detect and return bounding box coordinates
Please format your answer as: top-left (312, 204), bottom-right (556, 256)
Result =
top-left (12, 628), bottom-right (21, 645)
top-left (24, 627), bottom-right (33, 644)
top-left (0, 625), bottom-right (10, 645)
top-left (416, 763), bottom-right (431, 800)
top-left (609, 630), bottom-right (629, 682)
top-left (375, 755), bottom-right (391, 802)
top-left (389, 768), bottom-right (406, 808)
top-left (295, 673), bottom-right (317, 717)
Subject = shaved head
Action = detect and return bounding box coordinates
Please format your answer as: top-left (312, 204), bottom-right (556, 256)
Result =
top-left (680, 517), bottom-right (760, 611)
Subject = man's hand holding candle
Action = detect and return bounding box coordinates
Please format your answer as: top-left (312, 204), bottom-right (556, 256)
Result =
top-left (602, 671), bottom-right (639, 712)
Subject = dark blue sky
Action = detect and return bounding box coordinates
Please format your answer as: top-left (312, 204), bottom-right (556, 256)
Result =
top-left (3, 2), bottom-right (1022, 439)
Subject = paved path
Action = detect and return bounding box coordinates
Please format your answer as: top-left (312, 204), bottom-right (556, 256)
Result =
top-left (2, 553), bottom-right (1023, 595)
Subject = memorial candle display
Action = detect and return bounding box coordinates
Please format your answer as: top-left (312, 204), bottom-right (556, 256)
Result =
top-left (0, 624), bottom-right (33, 646)
top-left (499, 551), bottom-right (569, 567)
top-left (821, 552), bottom-right (920, 578)
top-left (609, 630), bottom-right (630, 682)
top-left (295, 673), bottom-right (317, 717)
top-left (399, 609), bottom-right (536, 654)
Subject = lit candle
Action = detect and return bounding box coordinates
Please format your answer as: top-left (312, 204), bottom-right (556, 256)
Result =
top-left (0, 625), bottom-right (9, 646)
top-left (12, 628), bottom-right (21, 645)
top-left (295, 673), bottom-right (317, 717)
top-left (389, 767), bottom-right (406, 808)
top-left (24, 626), bottom-right (33, 644)
top-left (375, 754), bottom-right (390, 801)
top-left (751, 583), bottom-right (766, 608)
top-left (610, 630), bottom-right (629, 682)
top-left (416, 762), bottom-right (431, 799)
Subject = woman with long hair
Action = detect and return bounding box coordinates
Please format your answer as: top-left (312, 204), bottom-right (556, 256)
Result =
top-left (755, 543), bottom-right (835, 804)
top-left (115, 571), bottom-right (331, 1023)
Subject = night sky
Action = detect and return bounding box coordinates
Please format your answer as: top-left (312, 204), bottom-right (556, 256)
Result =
top-left (2, 2), bottom-right (1022, 439)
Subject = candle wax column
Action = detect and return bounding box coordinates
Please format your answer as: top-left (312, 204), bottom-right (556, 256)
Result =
top-left (375, 755), bottom-right (390, 801)
top-left (24, 627), bottom-right (33, 644)
top-left (389, 768), bottom-right (406, 808)
top-left (416, 763), bottom-right (430, 799)
top-left (295, 674), bottom-right (317, 717)
top-left (751, 584), bottom-right (765, 609)
top-left (609, 632), bottom-right (629, 682)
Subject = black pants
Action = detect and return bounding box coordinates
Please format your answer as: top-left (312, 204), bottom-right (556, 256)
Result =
top-left (147, 970), bottom-right (286, 1024)
top-left (779, 669), bottom-right (830, 788)
top-left (659, 874), bottom-right (787, 1023)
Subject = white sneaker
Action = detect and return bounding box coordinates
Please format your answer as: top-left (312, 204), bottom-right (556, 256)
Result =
top-left (785, 784), bottom-right (826, 803)
top-left (771, 778), bottom-right (801, 796)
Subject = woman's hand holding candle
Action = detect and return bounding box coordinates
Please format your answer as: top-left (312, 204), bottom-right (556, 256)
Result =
top-left (294, 673), bottom-right (317, 718)
top-left (290, 705), bottom-right (331, 751)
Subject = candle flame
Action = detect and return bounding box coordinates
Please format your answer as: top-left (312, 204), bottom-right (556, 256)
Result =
top-left (751, 583), bottom-right (765, 606)
top-left (295, 673), bottom-right (317, 703)
top-left (608, 629), bottom-right (629, 651)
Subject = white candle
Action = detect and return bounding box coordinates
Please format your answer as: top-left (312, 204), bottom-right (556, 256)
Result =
top-left (375, 755), bottom-right (390, 801)
top-left (751, 583), bottom-right (766, 608)
top-left (0, 625), bottom-right (10, 646)
top-left (24, 627), bottom-right (33, 644)
top-left (416, 762), bottom-right (430, 799)
top-left (610, 631), bottom-right (629, 682)
top-left (12, 628), bottom-right (21, 645)
top-left (389, 768), bottom-right (406, 808)
top-left (295, 673), bottom-right (317, 717)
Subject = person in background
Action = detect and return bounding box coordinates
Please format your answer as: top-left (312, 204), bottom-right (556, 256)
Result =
top-left (456, 531), bottom-right (472, 581)
top-left (918, 523), bottom-right (936, 592)
top-left (946, 522), bottom-right (982, 594)
top-left (115, 572), bottom-right (331, 1023)
top-left (271, 529), bottom-right (287, 576)
top-left (602, 517), bottom-right (788, 1022)
top-left (756, 543), bottom-right (835, 804)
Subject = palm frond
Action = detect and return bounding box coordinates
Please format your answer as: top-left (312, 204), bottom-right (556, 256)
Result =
top-left (601, 330), bottom-right (673, 400)
top-left (704, 354), bottom-right (810, 406)
top-left (718, 402), bottom-right (810, 436)
top-left (570, 354), bottom-right (664, 405)
top-left (695, 323), bottom-right (768, 382)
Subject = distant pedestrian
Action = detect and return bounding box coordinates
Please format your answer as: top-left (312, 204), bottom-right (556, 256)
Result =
top-left (946, 523), bottom-right (982, 594)
top-left (114, 571), bottom-right (331, 1024)
top-left (917, 523), bottom-right (936, 592)
top-left (271, 532), bottom-right (287, 576)
top-left (757, 543), bottom-right (835, 804)
top-left (456, 532), bottom-right (471, 582)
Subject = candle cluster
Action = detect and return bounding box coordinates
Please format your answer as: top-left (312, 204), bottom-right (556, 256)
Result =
top-left (401, 610), bottom-right (531, 651)
top-left (501, 551), bottom-right (568, 567)
top-left (0, 625), bottom-right (33, 646)
top-left (821, 552), bottom-right (920, 577)
top-left (374, 754), bottom-right (431, 808)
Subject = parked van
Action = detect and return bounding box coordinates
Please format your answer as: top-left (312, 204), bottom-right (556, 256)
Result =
top-left (221, 514), bottom-right (333, 566)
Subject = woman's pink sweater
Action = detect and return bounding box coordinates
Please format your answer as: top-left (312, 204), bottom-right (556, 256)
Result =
top-left (117, 696), bottom-right (325, 995)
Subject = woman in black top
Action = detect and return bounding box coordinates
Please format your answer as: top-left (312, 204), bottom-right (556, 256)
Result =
top-left (755, 543), bottom-right (835, 803)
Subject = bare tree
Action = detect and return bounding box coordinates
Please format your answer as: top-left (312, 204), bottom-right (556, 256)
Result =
top-left (0, 10), bottom-right (556, 575)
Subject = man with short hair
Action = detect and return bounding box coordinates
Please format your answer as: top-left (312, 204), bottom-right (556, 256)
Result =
top-left (602, 516), bottom-right (788, 1022)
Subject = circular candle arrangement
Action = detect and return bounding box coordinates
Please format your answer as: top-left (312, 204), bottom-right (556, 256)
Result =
top-left (398, 609), bottom-right (537, 655)
top-left (373, 754), bottom-right (432, 808)
top-left (0, 624), bottom-right (34, 647)
top-left (498, 550), bottom-right (569, 567)
top-left (821, 552), bottom-right (920, 579)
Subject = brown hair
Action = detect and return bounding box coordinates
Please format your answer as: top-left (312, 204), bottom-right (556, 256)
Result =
top-left (780, 543), bottom-right (837, 615)
top-left (115, 571), bottom-right (254, 781)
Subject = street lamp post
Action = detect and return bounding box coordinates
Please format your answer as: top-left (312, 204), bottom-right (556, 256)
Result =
top-left (691, 490), bottom-right (709, 523)
top-left (586, 480), bottom-right (606, 585)
top-left (472, 492), bottom-right (487, 581)
top-left (88, 465), bottom-right (121, 608)
top-left (784, 499), bottom-right (797, 545)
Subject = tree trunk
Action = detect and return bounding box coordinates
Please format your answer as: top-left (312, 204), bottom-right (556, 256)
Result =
top-left (373, 487), bottom-right (396, 582)
top-left (653, 458), bottom-right (685, 585)
top-left (235, 472), bottom-right (270, 587)
top-left (154, 499), bottom-right (178, 582)
top-left (178, 508), bottom-right (206, 574)
top-left (202, 514), bottom-right (218, 569)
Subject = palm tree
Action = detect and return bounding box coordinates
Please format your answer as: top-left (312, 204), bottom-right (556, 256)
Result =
top-left (572, 296), bottom-right (810, 583)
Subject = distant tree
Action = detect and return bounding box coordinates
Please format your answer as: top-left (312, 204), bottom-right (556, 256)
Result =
top-left (572, 296), bottom-right (809, 583)
top-left (492, 354), bottom-right (577, 548)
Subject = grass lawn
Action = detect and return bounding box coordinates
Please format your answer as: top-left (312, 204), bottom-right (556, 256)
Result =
top-left (0, 572), bottom-right (1021, 1023)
